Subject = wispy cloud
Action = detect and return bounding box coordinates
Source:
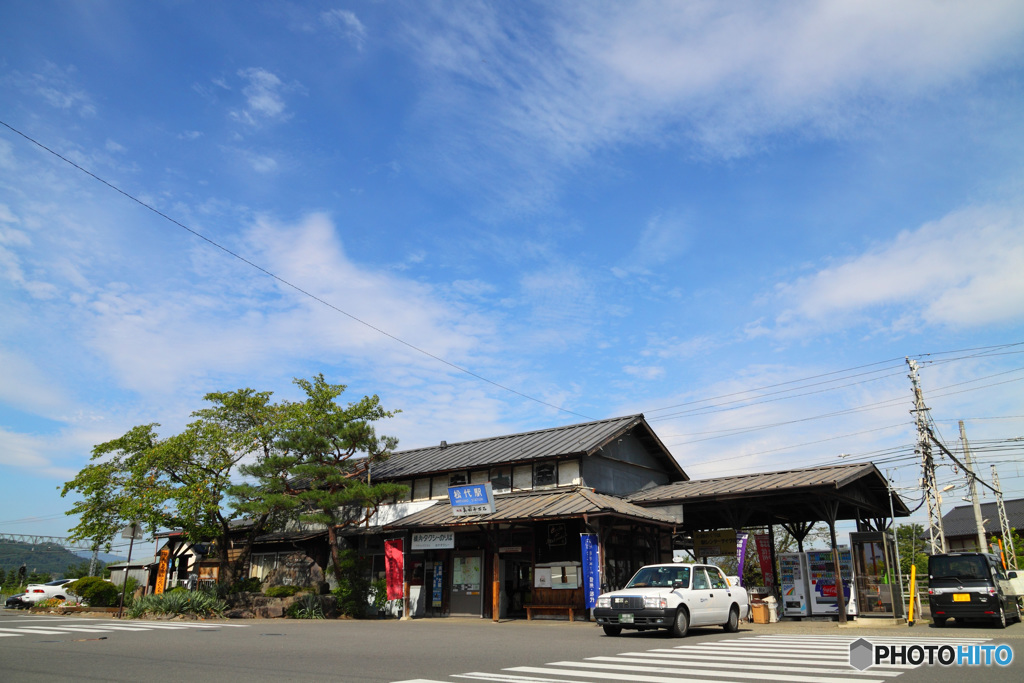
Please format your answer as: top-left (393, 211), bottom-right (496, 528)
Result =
top-left (401, 1), bottom-right (1024, 208)
top-left (321, 9), bottom-right (367, 50)
top-left (771, 203), bottom-right (1024, 335)
top-left (229, 67), bottom-right (294, 127)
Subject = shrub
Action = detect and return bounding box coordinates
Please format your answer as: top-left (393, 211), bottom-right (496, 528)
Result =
top-left (127, 587), bottom-right (226, 619)
top-left (265, 584), bottom-right (301, 598)
top-left (69, 577), bottom-right (121, 607)
top-left (287, 593), bottom-right (325, 619)
top-left (331, 549), bottom-right (371, 618)
top-left (231, 577), bottom-right (263, 593)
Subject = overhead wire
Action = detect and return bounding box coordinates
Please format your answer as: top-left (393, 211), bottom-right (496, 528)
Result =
top-left (0, 119), bottom-right (592, 421)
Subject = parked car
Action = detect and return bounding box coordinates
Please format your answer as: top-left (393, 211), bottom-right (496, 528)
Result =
top-left (22, 578), bottom-right (76, 604)
top-left (594, 561), bottom-right (749, 637)
top-left (928, 552), bottom-right (1022, 628)
top-left (5, 593), bottom-right (30, 609)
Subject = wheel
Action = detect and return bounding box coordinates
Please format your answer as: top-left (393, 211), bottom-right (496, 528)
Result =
top-left (669, 607), bottom-right (689, 638)
top-left (602, 624), bottom-right (622, 636)
top-left (55, 595), bottom-right (65, 601)
top-left (933, 617), bottom-right (947, 626)
top-left (994, 604), bottom-right (1007, 629)
top-left (723, 606), bottom-right (739, 632)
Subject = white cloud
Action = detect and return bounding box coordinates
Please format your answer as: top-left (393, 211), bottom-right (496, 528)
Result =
top-left (771, 204), bottom-right (1024, 333)
top-left (321, 9), bottom-right (367, 49)
top-left (615, 211), bottom-right (693, 276)
top-left (402, 0), bottom-right (1024, 206)
top-left (230, 68), bottom-right (292, 127)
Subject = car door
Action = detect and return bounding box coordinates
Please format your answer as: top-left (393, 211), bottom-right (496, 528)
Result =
top-left (704, 566), bottom-right (732, 623)
top-left (688, 567), bottom-right (713, 625)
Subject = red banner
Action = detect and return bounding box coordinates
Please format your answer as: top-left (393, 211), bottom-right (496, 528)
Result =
top-left (755, 534), bottom-right (775, 587)
top-left (384, 539), bottom-right (404, 600)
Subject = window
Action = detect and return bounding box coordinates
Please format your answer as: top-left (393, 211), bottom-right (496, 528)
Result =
top-left (448, 472), bottom-right (468, 487)
top-left (490, 467), bottom-right (511, 493)
top-left (512, 465), bottom-right (532, 490)
top-left (692, 568), bottom-right (710, 590)
top-left (708, 567), bottom-right (729, 589)
top-left (412, 478), bottom-right (431, 501)
top-left (557, 460), bottom-right (580, 486)
top-left (431, 475), bottom-right (448, 499)
top-left (533, 463), bottom-right (556, 487)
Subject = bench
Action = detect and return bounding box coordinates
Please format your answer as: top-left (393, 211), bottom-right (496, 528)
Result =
top-left (524, 604), bottom-right (577, 621)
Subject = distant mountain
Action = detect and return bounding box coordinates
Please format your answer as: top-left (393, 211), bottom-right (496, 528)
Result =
top-left (0, 540), bottom-right (103, 578)
top-left (72, 549), bottom-right (127, 564)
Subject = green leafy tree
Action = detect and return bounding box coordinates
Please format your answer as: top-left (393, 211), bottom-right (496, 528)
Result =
top-left (61, 388), bottom-right (284, 585)
top-left (234, 375), bottom-right (406, 585)
top-left (895, 523), bottom-right (929, 579)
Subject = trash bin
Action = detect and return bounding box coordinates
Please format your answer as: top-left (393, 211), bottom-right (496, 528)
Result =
top-left (751, 601), bottom-right (770, 624)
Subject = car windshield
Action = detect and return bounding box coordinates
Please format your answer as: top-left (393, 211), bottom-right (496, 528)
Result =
top-left (930, 556), bottom-right (988, 581)
top-left (44, 579), bottom-right (68, 586)
top-left (625, 566), bottom-right (690, 588)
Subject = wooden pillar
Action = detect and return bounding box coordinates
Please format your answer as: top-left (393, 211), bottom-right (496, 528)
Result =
top-left (492, 549), bottom-right (500, 622)
top-left (823, 501), bottom-right (848, 625)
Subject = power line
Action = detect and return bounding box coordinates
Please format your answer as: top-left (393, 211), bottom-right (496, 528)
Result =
top-left (0, 119), bottom-right (592, 421)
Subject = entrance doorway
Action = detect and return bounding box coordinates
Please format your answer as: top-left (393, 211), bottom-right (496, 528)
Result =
top-left (503, 558), bottom-right (532, 618)
top-left (450, 551), bottom-right (483, 616)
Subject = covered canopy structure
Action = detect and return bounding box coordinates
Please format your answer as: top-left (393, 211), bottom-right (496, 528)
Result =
top-left (626, 462), bottom-right (911, 623)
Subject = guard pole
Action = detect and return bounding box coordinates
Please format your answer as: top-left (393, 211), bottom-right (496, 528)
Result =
top-left (907, 565), bottom-right (916, 627)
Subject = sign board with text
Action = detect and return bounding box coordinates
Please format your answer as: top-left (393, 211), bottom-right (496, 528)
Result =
top-left (448, 483), bottom-right (496, 516)
top-left (694, 529), bottom-right (737, 557)
top-left (411, 531), bottom-right (455, 550)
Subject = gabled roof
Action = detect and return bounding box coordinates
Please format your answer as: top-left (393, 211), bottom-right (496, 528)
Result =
top-left (383, 487), bottom-right (681, 529)
top-left (941, 498), bottom-right (1024, 539)
top-left (627, 462), bottom-right (909, 529)
top-left (371, 414), bottom-right (687, 482)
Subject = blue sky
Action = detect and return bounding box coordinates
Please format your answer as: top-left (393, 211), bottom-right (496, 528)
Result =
top-left (2, 1), bottom-right (1024, 551)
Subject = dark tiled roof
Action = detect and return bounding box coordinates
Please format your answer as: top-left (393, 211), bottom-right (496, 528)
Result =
top-left (383, 487), bottom-right (680, 529)
top-left (941, 498), bottom-right (1024, 538)
top-left (628, 462), bottom-right (889, 503)
top-left (371, 414), bottom-right (685, 481)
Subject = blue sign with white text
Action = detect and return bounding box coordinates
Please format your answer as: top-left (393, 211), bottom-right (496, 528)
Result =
top-left (448, 483), bottom-right (496, 516)
top-left (581, 533), bottom-right (601, 608)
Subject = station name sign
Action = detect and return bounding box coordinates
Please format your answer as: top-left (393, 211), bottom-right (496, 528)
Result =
top-left (448, 482), bottom-right (496, 516)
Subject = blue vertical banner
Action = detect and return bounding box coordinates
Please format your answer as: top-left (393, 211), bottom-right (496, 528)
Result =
top-left (735, 532), bottom-right (749, 587)
top-left (580, 533), bottom-right (601, 608)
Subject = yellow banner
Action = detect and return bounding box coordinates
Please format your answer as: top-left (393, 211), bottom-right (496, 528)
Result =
top-left (154, 548), bottom-right (170, 595)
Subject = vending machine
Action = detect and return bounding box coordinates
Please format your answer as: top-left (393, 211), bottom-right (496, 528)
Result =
top-left (778, 552), bottom-right (811, 617)
top-left (806, 547), bottom-right (857, 617)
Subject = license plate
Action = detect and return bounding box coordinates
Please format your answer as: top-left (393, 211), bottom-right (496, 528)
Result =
top-left (619, 613), bottom-right (634, 624)
top-left (953, 593), bottom-right (971, 602)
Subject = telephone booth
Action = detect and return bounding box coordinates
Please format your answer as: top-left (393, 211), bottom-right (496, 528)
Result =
top-left (850, 530), bottom-right (903, 619)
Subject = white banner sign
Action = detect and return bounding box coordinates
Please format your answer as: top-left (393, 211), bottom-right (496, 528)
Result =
top-left (411, 531), bottom-right (455, 550)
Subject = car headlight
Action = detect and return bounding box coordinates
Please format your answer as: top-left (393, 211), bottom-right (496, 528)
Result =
top-left (597, 596), bottom-right (611, 608)
top-left (644, 596), bottom-right (667, 609)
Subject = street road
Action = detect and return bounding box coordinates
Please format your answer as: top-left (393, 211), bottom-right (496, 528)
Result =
top-left (1, 611), bottom-right (1021, 682)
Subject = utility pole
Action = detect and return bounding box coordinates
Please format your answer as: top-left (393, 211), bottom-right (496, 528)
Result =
top-left (958, 421), bottom-right (988, 553)
top-left (907, 358), bottom-right (945, 554)
top-left (991, 466), bottom-right (1018, 570)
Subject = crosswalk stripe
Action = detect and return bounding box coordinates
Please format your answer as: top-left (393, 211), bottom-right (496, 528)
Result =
top-left (507, 666), bottom-right (886, 683)
top-left (589, 654), bottom-right (901, 676)
top-left (0, 627), bottom-right (74, 635)
top-left (545, 659), bottom-right (884, 683)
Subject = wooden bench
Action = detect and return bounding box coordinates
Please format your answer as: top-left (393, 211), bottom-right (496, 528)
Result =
top-left (524, 604), bottom-right (577, 621)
